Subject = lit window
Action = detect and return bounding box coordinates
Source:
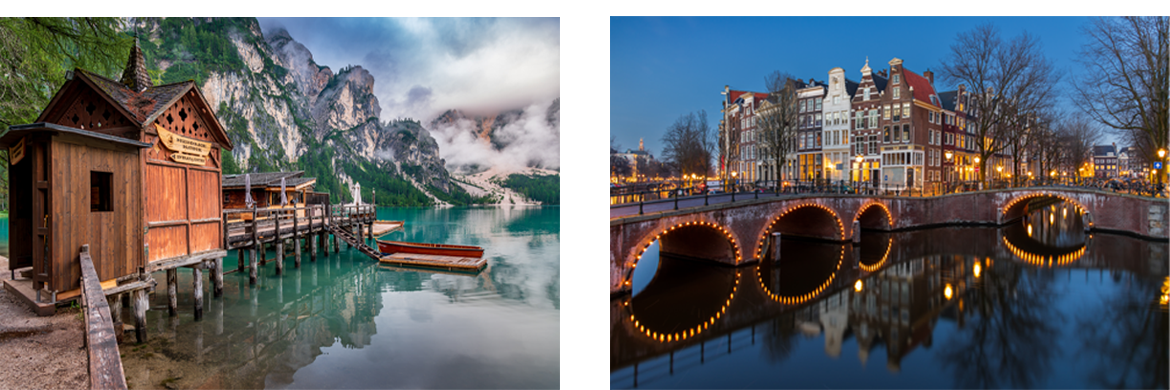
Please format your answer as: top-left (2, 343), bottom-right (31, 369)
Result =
top-left (884, 105), bottom-right (891, 120)
top-left (893, 87), bottom-right (901, 99)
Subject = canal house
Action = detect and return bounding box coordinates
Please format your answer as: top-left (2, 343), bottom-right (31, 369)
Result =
top-left (0, 42), bottom-right (233, 336)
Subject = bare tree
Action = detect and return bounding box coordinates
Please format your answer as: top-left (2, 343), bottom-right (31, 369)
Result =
top-left (1071, 16), bottom-right (1168, 185)
top-left (940, 24), bottom-right (1061, 184)
top-left (661, 110), bottom-right (714, 180)
top-left (717, 109), bottom-right (740, 184)
top-left (1055, 114), bottom-right (1104, 177)
top-left (758, 71), bottom-right (800, 186)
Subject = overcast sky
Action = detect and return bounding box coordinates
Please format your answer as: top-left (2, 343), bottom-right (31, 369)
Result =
top-left (258, 17), bottom-right (559, 123)
top-left (612, 17), bottom-right (1113, 157)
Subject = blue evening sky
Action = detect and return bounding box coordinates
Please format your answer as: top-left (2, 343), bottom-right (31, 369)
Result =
top-left (611, 17), bottom-right (1106, 157)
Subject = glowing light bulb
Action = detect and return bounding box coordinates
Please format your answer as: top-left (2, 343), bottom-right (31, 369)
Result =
top-left (854, 280), bottom-right (864, 292)
top-left (974, 263), bottom-right (982, 278)
top-left (944, 284), bottom-right (954, 300)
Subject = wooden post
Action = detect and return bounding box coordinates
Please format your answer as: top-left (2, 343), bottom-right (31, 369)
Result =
top-left (249, 247), bottom-right (258, 285)
top-left (213, 258), bottom-right (223, 298)
top-left (108, 293), bottom-right (124, 345)
top-left (250, 206), bottom-right (259, 285)
top-left (167, 268), bottom-right (178, 317)
top-left (132, 288), bottom-right (148, 344)
top-left (237, 248), bottom-right (245, 271)
top-left (275, 209), bottom-right (283, 275)
top-left (368, 218), bottom-right (374, 242)
top-left (193, 267), bottom-right (203, 321)
top-left (294, 208), bottom-right (302, 268)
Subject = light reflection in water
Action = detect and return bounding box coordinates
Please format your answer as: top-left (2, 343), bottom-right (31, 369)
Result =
top-left (612, 202), bottom-right (1167, 389)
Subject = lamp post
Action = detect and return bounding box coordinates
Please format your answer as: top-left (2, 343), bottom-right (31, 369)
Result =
top-left (1158, 148), bottom-right (1167, 189)
top-left (944, 150), bottom-right (953, 183)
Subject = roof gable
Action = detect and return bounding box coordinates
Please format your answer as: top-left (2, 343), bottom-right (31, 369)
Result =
top-left (903, 69), bottom-right (938, 107)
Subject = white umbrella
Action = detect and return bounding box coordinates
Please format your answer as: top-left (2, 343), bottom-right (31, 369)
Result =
top-left (244, 174), bottom-right (255, 208)
top-left (352, 182), bottom-right (362, 205)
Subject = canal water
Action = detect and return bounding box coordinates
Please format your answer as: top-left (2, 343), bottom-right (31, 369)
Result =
top-left (2, 206), bottom-right (559, 389)
top-left (613, 202), bottom-right (1168, 389)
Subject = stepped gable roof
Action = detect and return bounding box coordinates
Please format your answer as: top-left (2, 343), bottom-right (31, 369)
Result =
top-left (937, 90), bottom-right (958, 111)
top-left (903, 68), bottom-right (939, 107)
top-left (223, 171), bottom-right (307, 189)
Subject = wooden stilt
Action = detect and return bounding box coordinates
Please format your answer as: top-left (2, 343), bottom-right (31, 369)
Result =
top-left (237, 249), bottom-right (245, 271)
top-left (213, 258), bottom-right (223, 298)
top-left (167, 268), bottom-right (178, 317)
top-left (294, 211), bottom-right (301, 268)
top-left (108, 293), bottom-right (124, 344)
top-left (294, 235), bottom-right (302, 268)
top-left (275, 210), bottom-right (283, 275)
top-left (275, 240), bottom-right (284, 275)
top-left (312, 232), bottom-right (319, 260)
top-left (132, 288), bottom-right (148, 344)
top-left (249, 247), bottom-right (258, 285)
top-left (193, 267), bottom-right (203, 321)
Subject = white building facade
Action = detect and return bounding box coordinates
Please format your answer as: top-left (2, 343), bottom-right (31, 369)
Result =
top-left (823, 68), bottom-right (857, 182)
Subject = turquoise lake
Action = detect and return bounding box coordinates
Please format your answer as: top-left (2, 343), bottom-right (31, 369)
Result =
top-left (3, 206), bottom-right (560, 389)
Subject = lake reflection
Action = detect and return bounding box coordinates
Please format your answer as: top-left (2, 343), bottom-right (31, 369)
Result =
top-left (612, 202), bottom-right (1168, 389)
top-left (113, 206), bottom-right (559, 389)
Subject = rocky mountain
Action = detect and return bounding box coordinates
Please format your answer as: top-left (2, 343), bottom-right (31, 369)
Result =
top-left (132, 17), bottom-right (483, 206)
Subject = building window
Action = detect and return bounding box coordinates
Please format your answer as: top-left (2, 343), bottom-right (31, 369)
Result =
top-left (869, 109), bottom-right (879, 128)
top-left (892, 74), bottom-right (901, 84)
top-left (815, 97), bottom-right (823, 111)
top-left (893, 87), bottom-right (900, 99)
top-left (883, 105), bottom-right (891, 120)
top-left (893, 104), bottom-right (901, 121)
top-left (864, 87), bottom-right (871, 101)
top-left (91, 171), bottom-right (113, 212)
top-left (903, 125), bottom-right (911, 143)
top-left (884, 127), bottom-right (891, 143)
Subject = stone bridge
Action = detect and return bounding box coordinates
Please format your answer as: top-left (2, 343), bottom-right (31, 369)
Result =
top-left (610, 187), bottom-right (1168, 294)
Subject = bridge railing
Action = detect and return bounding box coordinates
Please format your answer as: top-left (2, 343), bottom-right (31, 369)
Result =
top-left (610, 177), bottom-right (1167, 209)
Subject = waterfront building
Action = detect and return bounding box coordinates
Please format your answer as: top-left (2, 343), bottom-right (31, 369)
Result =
top-left (1117, 146), bottom-right (1147, 179)
top-left (823, 68), bottom-right (858, 182)
top-left (877, 58), bottom-right (944, 191)
top-left (721, 87), bottom-right (768, 184)
top-left (0, 41), bottom-right (233, 318)
top-left (797, 79), bottom-right (827, 181)
top-left (850, 58), bottom-right (888, 187)
top-left (1093, 144), bottom-right (1119, 179)
top-left (222, 171), bottom-right (320, 219)
top-left (756, 97), bottom-right (799, 183)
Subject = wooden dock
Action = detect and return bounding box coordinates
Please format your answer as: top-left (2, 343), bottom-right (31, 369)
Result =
top-left (378, 253), bottom-right (487, 271)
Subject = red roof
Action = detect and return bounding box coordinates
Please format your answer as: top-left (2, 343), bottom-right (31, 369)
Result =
top-left (903, 69), bottom-right (938, 107)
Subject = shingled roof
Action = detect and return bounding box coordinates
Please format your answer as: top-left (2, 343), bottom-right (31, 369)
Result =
top-left (34, 40), bottom-right (234, 150)
top-left (937, 90), bottom-right (958, 111)
top-left (222, 171), bottom-right (315, 189)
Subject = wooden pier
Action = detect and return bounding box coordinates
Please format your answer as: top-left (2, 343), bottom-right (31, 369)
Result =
top-left (222, 203), bottom-right (377, 285)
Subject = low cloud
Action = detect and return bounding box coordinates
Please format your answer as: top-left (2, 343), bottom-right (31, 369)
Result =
top-left (431, 99), bottom-right (560, 173)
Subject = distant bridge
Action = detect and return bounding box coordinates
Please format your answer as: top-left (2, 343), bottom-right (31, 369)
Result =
top-left (610, 187), bottom-right (1168, 294)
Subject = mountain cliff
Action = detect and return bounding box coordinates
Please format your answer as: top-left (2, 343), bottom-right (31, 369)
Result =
top-left (132, 17), bottom-right (486, 206)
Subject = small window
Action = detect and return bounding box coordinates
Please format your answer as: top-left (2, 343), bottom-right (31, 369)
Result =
top-left (91, 171), bottom-right (112, 212)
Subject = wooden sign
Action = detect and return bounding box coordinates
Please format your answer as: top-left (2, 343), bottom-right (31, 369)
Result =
top-left (155, 124), bottom-right (210, 166)
top-left (8, 136), bottom-right (24, 165)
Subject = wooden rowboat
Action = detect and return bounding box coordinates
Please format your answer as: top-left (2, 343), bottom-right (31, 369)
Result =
top-left (377, 240), bottom-right (484, 258)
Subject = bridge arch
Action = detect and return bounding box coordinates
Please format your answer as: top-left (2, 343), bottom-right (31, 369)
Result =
top-left (1001, 192), bottom-right (1092, 228)
top-left (757, 245), bottom-right (844, 305)
top-left (753, 203), bottom-right (845, 260)
top-left (622, 219), bottom-right (742, 289)
top-left (853, 201), bottom-right (893, 231)
top-left (623, 270), bottom-right (741, 344)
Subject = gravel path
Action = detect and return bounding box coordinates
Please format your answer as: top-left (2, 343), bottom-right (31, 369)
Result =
top-left (0, 256), bottom-right (90, 389)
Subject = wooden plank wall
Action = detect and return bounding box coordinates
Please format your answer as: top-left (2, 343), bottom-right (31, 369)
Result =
top-left (143, 92), bottom-right (223, 265)
top-left (50, 138), bottom-right (142, 292)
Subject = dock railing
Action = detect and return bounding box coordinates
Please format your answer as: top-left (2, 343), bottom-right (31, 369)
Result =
top-left (222, 204), bottom-right (376, 249)
top-left (78, 244), bottom-right (128, 390)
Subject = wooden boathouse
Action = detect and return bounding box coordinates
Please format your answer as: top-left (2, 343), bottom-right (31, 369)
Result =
top-left (0, 40), bottom-right (233, 342)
